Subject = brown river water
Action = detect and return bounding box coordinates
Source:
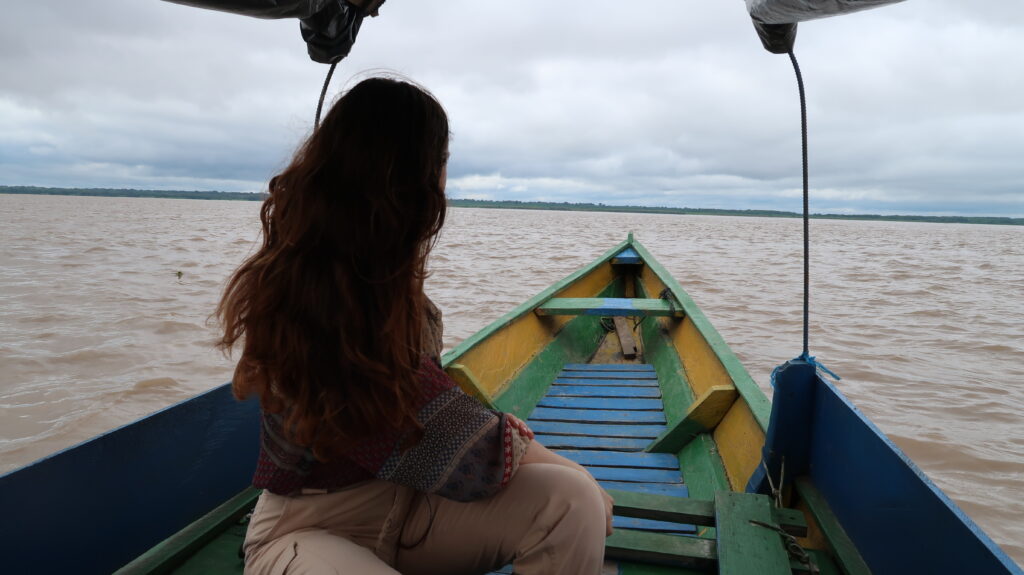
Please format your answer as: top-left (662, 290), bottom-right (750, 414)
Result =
top-left (1, 193), bottom-right (1022, 564)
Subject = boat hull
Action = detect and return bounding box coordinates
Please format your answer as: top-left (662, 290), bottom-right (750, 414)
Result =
top-left (2, 234), bottom-right (1019, 574)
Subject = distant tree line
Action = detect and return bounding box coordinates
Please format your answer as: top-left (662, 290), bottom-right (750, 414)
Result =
top-left (0, 186), bottom-right (266, 202)
top-left (2, 186), bottom-right (1019, 225)
top-left (447, 198), bottom-right (1023, 226)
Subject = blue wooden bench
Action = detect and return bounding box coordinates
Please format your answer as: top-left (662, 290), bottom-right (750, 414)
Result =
top-left (536, 298), bottom-right (683, 318)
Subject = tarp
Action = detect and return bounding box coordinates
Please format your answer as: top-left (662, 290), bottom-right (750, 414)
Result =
top-left (746, 0), bottom-right (906, 25)
top-left (745, 0), bottom-right (905, 54)
top-left (164, 0), bottom-right (334, 19)
top-left (162, 0), bottom-right (385, 63)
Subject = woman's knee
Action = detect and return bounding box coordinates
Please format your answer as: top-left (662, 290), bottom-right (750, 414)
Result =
top-left (514, 464), bottom-right (606, 526)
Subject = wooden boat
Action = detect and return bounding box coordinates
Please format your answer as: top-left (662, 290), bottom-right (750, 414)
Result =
top-left (1, 234), bottom-right (1019, 574)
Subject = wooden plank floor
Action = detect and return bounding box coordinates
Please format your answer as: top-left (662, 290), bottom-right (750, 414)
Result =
top-left (487, 363), bottom-right (693, 575)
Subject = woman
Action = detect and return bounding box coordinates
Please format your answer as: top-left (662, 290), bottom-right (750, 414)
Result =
top-left (217, 76), bottom-right (612, 575)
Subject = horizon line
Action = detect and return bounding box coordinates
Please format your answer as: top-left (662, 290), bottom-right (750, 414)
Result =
top-left (2, 185), bottom-right (1020, 225)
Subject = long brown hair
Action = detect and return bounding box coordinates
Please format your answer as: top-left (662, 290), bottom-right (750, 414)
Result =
top-left (217, 77), bottom-right (449, 459)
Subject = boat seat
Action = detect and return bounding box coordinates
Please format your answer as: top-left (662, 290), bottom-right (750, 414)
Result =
top-left (535, 298), bottom-right (684, 318)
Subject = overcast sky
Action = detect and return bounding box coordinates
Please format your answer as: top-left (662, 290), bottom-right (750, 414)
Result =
top-left (2, 1), bottom-right (1022, 217)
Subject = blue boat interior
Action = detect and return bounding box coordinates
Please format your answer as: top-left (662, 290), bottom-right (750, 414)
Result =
top-left (484, 362), bottom-right (693, 574)
top-left (530, 364), bottom-right (691, 533)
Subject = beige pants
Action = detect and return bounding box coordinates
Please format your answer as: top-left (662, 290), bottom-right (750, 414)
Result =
top-left (243, 463), bottom-right (607, 575)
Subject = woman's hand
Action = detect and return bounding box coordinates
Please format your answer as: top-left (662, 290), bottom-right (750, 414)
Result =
top-left (506, 413), bottom-right (534, 440)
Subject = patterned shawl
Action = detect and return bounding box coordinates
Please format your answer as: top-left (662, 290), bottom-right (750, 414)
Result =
top-left (252, 357), bottom-right (530, 501)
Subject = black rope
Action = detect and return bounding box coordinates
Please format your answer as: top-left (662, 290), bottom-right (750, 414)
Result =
top-left (788, 50), bottom-right (810, 358)
top-left (315, 60), bottom-right (340, 129)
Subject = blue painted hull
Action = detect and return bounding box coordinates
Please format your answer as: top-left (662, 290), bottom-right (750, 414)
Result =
top-left (0, 384), bottom-right (259, 575)
top-left (749, 359), bottom-right (1022, 574)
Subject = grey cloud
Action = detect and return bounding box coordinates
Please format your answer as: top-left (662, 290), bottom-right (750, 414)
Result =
top-left (1, 1), bottom-right (1022, 216)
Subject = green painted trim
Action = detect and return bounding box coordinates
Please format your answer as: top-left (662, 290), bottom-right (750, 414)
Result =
top-left (772, 507), bottom-right (809, 538)
top-left (536, 298), bottom-right (683, 317)
top-left (635, 279), bottom-right (694, 426)
top-left (804, 549), bottom-right (843, 575)
top-left (676, 434), bottom-right (730, 541)
top-left (677, 434), bottom-right (731, 502)
top-left (115, 487), bottom-right (259, 575)
top-left (629, 238), bottom-right (772, 432)
top-left (610, 489), bottom-right (716, 525)
top-left (608, 489), bottom-right (805, 536)
top-left (441, 239), bottom-right (630, 368)
top-left (647, 416), bottom-right (705, 454)
top-left (605, 529), bottom-right (717, 572)
top-left (794, 477), bottom-right (872, 575)
top-left (714, 491), bottom-right (792, 574)
top-left (169, 521), bottom-right (247, 574)
top-left (491, 279), bottom-right (623, 418)
top-left (619, 563), bottom-right (705, 575)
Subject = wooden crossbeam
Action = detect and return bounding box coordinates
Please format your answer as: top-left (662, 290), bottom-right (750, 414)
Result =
top-left (607, 490), bottom-right (807, 537)
top-left (552, 374), bottom-right (655, 382)
top-left (554, 450), bottom-right (679, 470)
top-left (536, 298), bottom-right (683, 318)
top-left (528, 421), bottom-right (666, 439)
top-left (534, 434), bottom-right (648, 450)
top-left (545, 385), bottom-right (661, 398)
top-left (445, 363), bottom-right (496, 409)
top-left (646, 385), bottom-right (738, 453)
top-left (537, 396), bottom-right (664, 410)
top-left (563, 363), bottom-right (655, 372)
top-left (605, 529), bottom-right (717, 571)
top-left (605, 491), bottom-right (812, 574)
top-left (529, 407), bottom-right (666, 424)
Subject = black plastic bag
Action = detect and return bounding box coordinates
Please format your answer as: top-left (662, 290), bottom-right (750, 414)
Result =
top-left (163, 0), bottom-right (384, 63)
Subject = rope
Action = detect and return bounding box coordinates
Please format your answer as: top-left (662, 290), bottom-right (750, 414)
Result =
top-left (600, 317), bottom-right (617, 332)
top-left (749, 519), bottom-right (820, 573)
top-left (658, 288), bottom-right (677, 316)
top-left (769, 354), bottom-right (841, 388)
top-left (315, 60), bottom-right (340, 129)
top-left (787, 50), bottom-right (810, 358)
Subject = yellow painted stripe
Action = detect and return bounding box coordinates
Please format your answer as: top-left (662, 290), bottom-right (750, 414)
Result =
top-left (673, 318), bottom-right (733, 399)
top-left (713, 401), bottom-right (766, 491)
top-left (553, 261), bottom-right (617, 299)
top-left (639, 264), bottom-right (667, 301)
top-left (444, 363), bottom-right (496, 409)
top-left (639, 263), bottom-right (733, 400)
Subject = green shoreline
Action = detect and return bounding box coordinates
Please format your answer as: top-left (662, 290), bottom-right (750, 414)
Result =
top-left (3, 186), bottom-right (1020, 226)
